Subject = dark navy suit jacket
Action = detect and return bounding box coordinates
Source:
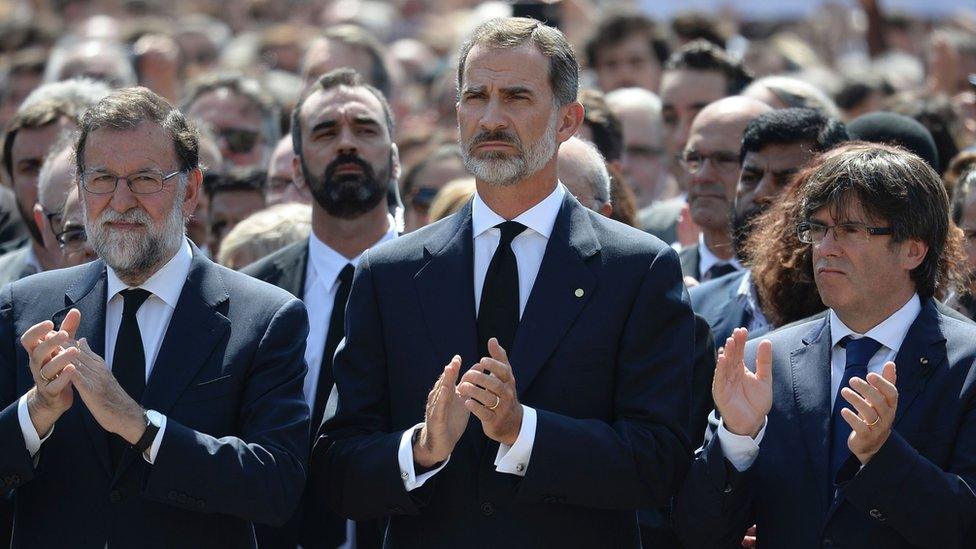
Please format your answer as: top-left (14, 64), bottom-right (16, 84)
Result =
top-left (312, 193), bottom-right (696, 548)
top-left (674, 298), bottom-right (976, 548)
top-left (0, 249), bottom-right (310, 548)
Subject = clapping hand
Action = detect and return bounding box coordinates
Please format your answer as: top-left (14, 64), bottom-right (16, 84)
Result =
top-left (712, 328), bottom-right (773, 438)
top-left (457, 338), bottom-right (522, 446)
top-left (413, 355), bottom-right (470, 468)
top-left (840, 361), bottom-right (898, 465)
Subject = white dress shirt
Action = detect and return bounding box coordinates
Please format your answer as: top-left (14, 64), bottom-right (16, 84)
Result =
top-left (697, 232), bottom-right (742, 279)
top-left (303, 221), bottom-right (396, 411)
top-left (717, 294), bottom-right (921, 471)
top-left (19, 238), bottom-right (194, 464)
top-left (397, 183), bottom-right (565, 490)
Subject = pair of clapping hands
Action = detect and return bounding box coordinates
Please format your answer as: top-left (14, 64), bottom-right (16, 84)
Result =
top-left (24, 308), bottom-right (146, 446)
top-left (412, 338), bottom-right (522, 468)
top-left (714, 327), bottom-right (899, 465)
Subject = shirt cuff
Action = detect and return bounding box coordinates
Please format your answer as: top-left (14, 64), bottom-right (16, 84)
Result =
top-left (397, 423), bottom-right (449, 491)
top-left (142, 412), bottom-right (167, 464)
top-left (18, 393), bottom-right (53, 458)
top-left (494, 405), bottom-right (536, 476)
top-left (716, 416), bottom-right (766, 472)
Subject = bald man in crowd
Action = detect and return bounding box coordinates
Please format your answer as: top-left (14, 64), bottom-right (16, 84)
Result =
top-left (558, 137), bottom-right (613, 217)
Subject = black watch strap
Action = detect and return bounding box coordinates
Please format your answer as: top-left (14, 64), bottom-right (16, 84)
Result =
top-left (133, 411), bottom-right (160, 452)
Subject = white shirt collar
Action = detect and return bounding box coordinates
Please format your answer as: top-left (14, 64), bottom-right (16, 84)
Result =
top-left (471, 183), bottom-right (565, 240)
top-left (106, 238), bottom-right (193, 309)
top-left (829, 293), bottom-right (922, 351)
top-left (697, 232), bottom-right (742, 276)
top-left (308, 215), bottom-right (397, 286)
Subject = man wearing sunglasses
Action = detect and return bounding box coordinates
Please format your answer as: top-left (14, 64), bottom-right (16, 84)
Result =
top-left (183, 74), bottom-right (280, 169)
top-left (0, 87), bottom-right (309, 548)
top-left (675, 142), bottom-right (976, 548)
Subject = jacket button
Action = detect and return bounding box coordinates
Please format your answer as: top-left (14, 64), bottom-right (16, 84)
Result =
top-left (388, 505), bottom-right (403, 513)
top-left (869, 509), bottom-right (885, 521)
top-left (723, 483), bottom-right (733, 494)
top-left (167, 491), bottom-right (177, 501)
top-left (481, 502), bottom-right (494, 516)
top-left (197, 500), bottom-right (205, 509)
top-left (109, 490), bottom-right (122, 504)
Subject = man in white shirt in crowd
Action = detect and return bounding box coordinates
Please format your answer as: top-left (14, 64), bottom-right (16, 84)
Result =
top-left (313, 17), bottom-right (695, 548)
top-left (243, 67), bottom-right (399, 549)
top-left (675, 142), bottom-right (976, 548)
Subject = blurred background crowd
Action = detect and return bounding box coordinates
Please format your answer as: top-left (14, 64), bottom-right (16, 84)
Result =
top-left (0, 0), bottom-right (974, 302)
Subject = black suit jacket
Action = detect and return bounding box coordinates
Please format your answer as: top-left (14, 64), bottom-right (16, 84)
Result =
top-left (243, 240), bottom-right (371, 549)
top-left (0, 249), bottom-right (310, 548)
top-left (313, 193), bottom-right (696, 548)
top-left (675, 298), bottom-right (976, 548)
top-left (689, 270), bottom-right (770, 345)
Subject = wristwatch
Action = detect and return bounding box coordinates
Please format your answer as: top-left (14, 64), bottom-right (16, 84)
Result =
top-left (133, 409), bottom-right (162, 453)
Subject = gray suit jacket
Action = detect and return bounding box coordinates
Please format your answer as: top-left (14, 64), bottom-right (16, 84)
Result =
top-left (0, 246), bottom-right (35, 289)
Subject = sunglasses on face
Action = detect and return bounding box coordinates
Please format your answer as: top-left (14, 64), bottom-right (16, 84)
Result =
top-left (218, 128), bottom-right (261, 155)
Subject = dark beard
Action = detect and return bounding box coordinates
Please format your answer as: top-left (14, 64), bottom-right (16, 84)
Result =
top-left (303, 152), bottom-right (389, 219)
top-left (730, 203), bottom-right (765, 263)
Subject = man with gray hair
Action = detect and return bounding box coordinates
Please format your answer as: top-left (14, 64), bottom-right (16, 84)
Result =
top-left (0, 87), bottom-right (309, 547)
top-left (605, 87), bottom-right (676, 208)
top-left (558, 136), bottom-right (612, 217)
top-left (314, 17), bottom-right (694, 548)
top-left (31, 135), bottom-right (77, 272)
top-left (183, 73), bottom-right (280, 169)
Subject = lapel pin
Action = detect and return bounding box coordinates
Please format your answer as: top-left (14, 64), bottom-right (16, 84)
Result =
top-left (920, 357), bottom-right (929, 365)
top-left (574, 288), bottom-right (584, 298)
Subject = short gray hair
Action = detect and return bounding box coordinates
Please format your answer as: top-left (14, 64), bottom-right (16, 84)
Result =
top-left (20, 78), bottom-right (112, 115)
top-left (457, 17), bottom-right (579, 107)
top-left (564, 136), bottom-right (611, 204)
top-left (44, 39), bottom-right (137, 88)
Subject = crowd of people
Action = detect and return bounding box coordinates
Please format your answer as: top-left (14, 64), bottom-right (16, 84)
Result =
top-left (1, 0), bottom-right (975, 548)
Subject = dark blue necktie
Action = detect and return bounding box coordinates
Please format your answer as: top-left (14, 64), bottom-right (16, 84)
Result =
top-left (829, 335), bottom-right (882, 483)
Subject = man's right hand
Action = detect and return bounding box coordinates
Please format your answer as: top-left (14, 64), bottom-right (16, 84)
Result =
top-left (413, 355), bottom-right (469, 468)
top-left (712, 328), bottom-right (773, 438)
top-left (23, 309), bottom-right (81, 437)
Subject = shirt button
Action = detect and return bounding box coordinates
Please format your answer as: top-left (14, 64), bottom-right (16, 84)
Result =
top-left (481, 502), bottom-right (494, 516)
top-left (401, 471), bottom-right (408, 479)
top-left (515, 463), bottom-right (525, 473)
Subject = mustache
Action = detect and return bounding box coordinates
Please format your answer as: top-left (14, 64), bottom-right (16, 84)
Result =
top-left (470, 130), bottom-right (520, 148)
top-left (98, 208), bottom-right (152, 225)
top-left (324, 153), bottom-right (373, 179)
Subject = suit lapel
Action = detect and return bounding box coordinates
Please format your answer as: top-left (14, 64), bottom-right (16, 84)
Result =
top-left (273, 240), bottom-right (310, 298)
top-left (891, 298), bottom-right (946, 426)
top-left (414, 203), bottom-right (479, 369)
top-left (57, 260), bottom-right (112, 476)
top-left (508, 195), bottom-right (599, 398)
top-left (789, 318), bottom-right (832, 513)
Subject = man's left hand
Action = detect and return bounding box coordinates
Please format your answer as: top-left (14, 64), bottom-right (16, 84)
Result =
top-left (69, 337), bottom-right (146, 445)
top-left (841, 361), bottom-right (898, 465)
top-left (457, 338), bottom-right (522, 446)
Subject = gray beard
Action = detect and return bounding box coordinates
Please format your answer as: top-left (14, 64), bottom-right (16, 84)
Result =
top-left (85, 186), bottom-right (187, 281)
top-left (460, 111), bottom-right (558, 187)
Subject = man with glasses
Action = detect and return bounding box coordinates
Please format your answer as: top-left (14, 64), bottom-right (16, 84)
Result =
top-left (677, 96), bottom-right (770, 282)
top-left (675, 142), bottom-right (976, 548)
top-left (183, 73), bottom-right (280, 169)
top-left (55, 186), bottom-right (95, 267)
top-left (691, 108), bottom-right (849, 345)
top-left (0, 87), bottom-right (309, 548)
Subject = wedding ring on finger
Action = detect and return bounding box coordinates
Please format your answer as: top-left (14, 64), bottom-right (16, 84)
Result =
top-left (866, 414), bottom-right (881, 427)
top-left (488, 393), bottom-right (501, 410)
top-left (39, 371), bottom-right (51, 383)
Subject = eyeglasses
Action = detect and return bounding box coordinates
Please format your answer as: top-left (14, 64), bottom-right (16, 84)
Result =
top-left (678, 150), bottom-right (740, 175)
top-left (82, 169), bottom-right (182, 195)
top-left (40, 205), bottom-right (63, 236)
top-left (218, 128), bottom-right (261, 154)
top-left (796, 221), bottom-right (893, 245)
top-left (56, 225), bottom-right (87, 252)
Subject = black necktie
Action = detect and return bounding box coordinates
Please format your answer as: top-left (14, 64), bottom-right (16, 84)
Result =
top-left (110, 288), bottom-right (151, 467)
top-left (312, 264), bottom-right (354, 437)
top-left (703, 262), bottom-right (737, 282)
top-left (477, 221), bottom-right (526, 358)
top-left (829, 335), bottom-right (882, 483)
